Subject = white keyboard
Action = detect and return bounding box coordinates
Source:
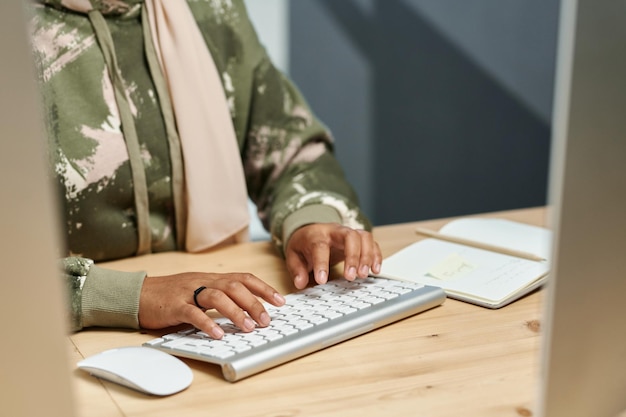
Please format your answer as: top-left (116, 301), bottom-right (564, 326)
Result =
top-left (144, 277), bottom-right (445, 381)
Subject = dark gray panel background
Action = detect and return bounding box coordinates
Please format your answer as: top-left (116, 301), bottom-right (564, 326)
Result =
top-left (289, 0), bottom-right (560, 226)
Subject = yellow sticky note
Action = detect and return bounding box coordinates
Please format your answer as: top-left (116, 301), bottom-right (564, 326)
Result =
top-left (427, 253), bottom-right (477, 280)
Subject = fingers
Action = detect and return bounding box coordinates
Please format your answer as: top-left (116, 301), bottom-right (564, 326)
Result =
top-left (140, 225), bottom-right (382, 340)
top-left (285, 251), bottom-right (311, 290)
top-left (210, 275), bottom-right (285, 331)
top-left (180, 304), bottom-right (225, 339)
top-left (285, 224), bottom-right (384, 287)
top-left (341, 228), bottom-right (362, 280)
top-left (192, 275), bottom-right (284, 334)
top-left (337, 227), bottom-right (381, 281)
top-left (344, 230), bottom-right (383, 279)
top-left (308, 239), bottom-right (331, 285)
top-left (139, 273), bottom-right (286, 340)
top-left (285, 230), bottom-right (332, 287)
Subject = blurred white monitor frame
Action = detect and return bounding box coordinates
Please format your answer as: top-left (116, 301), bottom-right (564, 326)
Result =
top-left (538, 0), bottom-right (626, 416)
top-left (0, 2), bottom-right (75, 417)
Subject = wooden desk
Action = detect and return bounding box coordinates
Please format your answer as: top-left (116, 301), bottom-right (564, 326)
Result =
top-left (69, 207), bottom-right (546, 417)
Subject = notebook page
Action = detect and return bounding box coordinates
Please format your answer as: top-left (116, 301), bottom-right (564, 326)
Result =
top-left (378, 238), bottom-right (549, 304)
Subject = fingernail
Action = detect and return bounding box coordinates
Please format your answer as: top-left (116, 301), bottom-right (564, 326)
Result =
top-left (348, 266), bottom-right (357, 279)
top-left (210, 325), bottom-right (224, 339)
top-left (243, 317), bottom-right (256, 331)
top-left (359, 265), bottom-right (369, 276)
top-left (294, 275), bottom-right (307, 289)
top-left (318, 269), bottom-right (328, 284)
top-left (259, 312), bottom-right (271, 326)
top-left (274, 292), bottom-right (286, 305)
top-left (373, 263), bottom-right (381, 274)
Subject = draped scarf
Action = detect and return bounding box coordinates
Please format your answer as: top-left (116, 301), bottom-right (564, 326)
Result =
top-left (143, 0), bottom-right (249, 251)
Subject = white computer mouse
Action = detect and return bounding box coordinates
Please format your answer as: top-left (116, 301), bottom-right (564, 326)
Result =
top-left (77, 346), bottom-right (193, 396)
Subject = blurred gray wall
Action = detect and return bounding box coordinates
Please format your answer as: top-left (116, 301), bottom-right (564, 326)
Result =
top-left (244, 0), bottom-right (289, 72)
top-left (289, 0), bottom-right (560, 226)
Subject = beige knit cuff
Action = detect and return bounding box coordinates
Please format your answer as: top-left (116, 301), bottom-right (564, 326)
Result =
top-left (281, 204), bottom-right (342, 251)
top-left (81, 265), bottom-right (146, 329)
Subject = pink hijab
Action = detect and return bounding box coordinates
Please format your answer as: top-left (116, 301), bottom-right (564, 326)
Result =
top-left (144, 0), bottom-right (250, 251)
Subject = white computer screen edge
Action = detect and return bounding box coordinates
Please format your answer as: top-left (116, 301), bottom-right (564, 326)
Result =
top-left (537, 0), bottom-right (626, 416)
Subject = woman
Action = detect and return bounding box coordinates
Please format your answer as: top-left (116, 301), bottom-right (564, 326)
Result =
top-left (29, 0), bottom-right (382, 339)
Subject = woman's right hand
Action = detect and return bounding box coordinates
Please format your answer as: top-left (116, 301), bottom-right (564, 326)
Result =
top-left (138, 272), bottom-right (286, 339)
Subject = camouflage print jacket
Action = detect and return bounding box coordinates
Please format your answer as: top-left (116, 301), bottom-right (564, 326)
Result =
top-left (28, 0), bottom-right (370, 331)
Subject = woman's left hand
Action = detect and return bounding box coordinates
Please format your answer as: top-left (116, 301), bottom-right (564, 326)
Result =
top-left (284, 223), bottom-right (383, 289)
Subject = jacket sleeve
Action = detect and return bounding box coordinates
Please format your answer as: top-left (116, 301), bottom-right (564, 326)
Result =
top-left (247, 45), bottom-right (372, 252)
top-left (189, 0), bottom-right (373, 253)
top-left (62, 257), bottom-right (146, 332)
